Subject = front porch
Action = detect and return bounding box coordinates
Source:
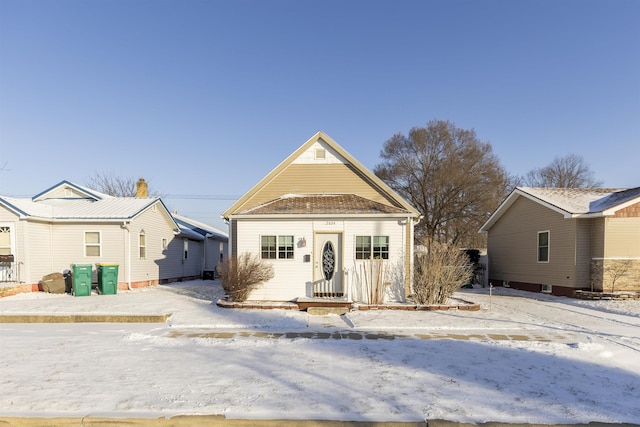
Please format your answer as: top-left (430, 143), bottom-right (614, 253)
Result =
top-left (216, 295), bottom-right (353, 312)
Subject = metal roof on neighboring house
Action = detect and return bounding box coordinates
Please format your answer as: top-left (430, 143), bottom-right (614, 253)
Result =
top-left (237, 194), bottom-right (411, 216)
top-left (173, 213), bottom-right (228, 240)
top-left (0, 195), bottom-right (163, 221)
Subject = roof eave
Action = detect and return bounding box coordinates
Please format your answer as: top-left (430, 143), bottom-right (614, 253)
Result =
top-left (228, 212), bottom-right (418, 220)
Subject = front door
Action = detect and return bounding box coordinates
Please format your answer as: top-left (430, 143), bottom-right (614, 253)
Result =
top-left (314, 233), bottom-right (343, 297)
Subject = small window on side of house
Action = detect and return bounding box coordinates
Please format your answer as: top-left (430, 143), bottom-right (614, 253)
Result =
top-left (537, 231), bottom-right (549, 263)
top-left (139, 232), bottom-right (146, 259)
top-left (183, 240), bottom-right (188, 260)
top-left (85, 231), bottom-right (101, 257)
top-left (161, 238), bottom-right (168, 251)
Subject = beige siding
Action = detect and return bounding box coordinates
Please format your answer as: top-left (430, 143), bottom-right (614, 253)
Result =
top-left (575, 219), bottom-right (592, 287)
top-left (590, 218), bottom-right (605, 259)
top-left (487, 196), bottom-right (579, 288)
top-left (235, 164), bottom-right (400, 212)
top-left (604, 217), bottom-right (640, 258)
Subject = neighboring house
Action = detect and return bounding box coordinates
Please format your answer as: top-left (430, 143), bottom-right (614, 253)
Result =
top-left (479, 186), bottom-right (640, 296)
top-left (173, 213), bottom-right (228, 277)
top-left (0, 180), bottom-right (228, 297)
top-left (222, 131), bottom-right (421, 302)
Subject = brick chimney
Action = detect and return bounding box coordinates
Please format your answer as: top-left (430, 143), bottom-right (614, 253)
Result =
top-left (136, 178), bottom-right (148, 198)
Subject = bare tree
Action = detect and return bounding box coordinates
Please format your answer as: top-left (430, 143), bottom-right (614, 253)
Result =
top-left (374, 120), bottom-right (510, 249)
top-left (85, 172), bottom-right (158, 197)
top-left (522, 154), bottom-right (602, 188)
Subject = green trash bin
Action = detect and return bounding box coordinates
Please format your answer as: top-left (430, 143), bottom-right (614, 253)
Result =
top-left (72, 264), bottom-right (92, 297)
top-left (97, 263), bottom-right (119, 295)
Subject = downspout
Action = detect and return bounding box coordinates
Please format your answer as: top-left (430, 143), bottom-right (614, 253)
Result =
top-left (122, 221), bottom-right (132, 290)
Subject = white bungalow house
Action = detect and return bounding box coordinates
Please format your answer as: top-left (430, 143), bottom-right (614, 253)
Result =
top-left (222, 131), bottom-right (422, 303)
top-left (0, 180), bottom-right (228, 297)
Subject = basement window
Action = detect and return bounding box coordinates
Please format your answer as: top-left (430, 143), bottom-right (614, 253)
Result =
top-left (541, 284), bottom-right (552, 293)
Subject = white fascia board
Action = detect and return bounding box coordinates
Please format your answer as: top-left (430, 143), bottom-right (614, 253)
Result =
top-left (228, 213), bottom-right (414, 220)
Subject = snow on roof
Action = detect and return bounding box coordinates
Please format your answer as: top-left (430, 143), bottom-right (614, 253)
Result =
top-left (172, 213), bottom-right (228, 240)
top-left (479, 186), bottom-right (640, 233)
top-left (519, 186), bottom-right (640, 214)
top-left (0, 195), bottom-right (161, 220)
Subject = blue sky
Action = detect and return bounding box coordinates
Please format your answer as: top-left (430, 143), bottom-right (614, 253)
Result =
top-left (1, 0), bottom-right (638, 230)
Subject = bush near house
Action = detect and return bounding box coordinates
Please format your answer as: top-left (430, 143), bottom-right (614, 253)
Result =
top-left (216, 253), bottom-right (274, 302)
top-left (413, 243), bottom-right (473, 305)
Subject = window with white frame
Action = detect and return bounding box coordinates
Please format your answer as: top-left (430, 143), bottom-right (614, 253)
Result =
top-left (0, 226), bottom-right (11, 255)
top-left (356, 235), bottom-right (389, 259)
top-left (161, 238), bottom-right (168, 251)
top-left (537, 231), bottom-right (549, 263)
top-left (84, 231), bottom-right (101, 257)
top-left (139, 231), bottom-right (146, 259)
top-left (261, 235), bottom-right (294, 259)
top-left (183, 240), bottom-right (188, 260)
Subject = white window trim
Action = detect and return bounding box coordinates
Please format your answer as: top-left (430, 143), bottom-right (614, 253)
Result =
top-left (541, 284), bottom-right (552, 293)
top-left (84, 231), bottom-right (101, 257)
top-left (139, 232), bottom-right (146, 259)
top-left (161, 238), bottom-right (168, 251)
top-left (355, 235), bottom-right (390, 260)
top-left (537, 230), bottom-right (550, 263)
top-left (260, 235), bottom-right (294, 260)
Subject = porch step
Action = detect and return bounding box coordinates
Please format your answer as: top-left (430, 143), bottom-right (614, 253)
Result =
top-left (307, 307), bottom-right (350, 316)
top-left (295, 297), bottom-right (352, 312)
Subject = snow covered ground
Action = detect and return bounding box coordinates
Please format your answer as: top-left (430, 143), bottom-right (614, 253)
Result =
top-left (0, 280), bottom-right (639, 424)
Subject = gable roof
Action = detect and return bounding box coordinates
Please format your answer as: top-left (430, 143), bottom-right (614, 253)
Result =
top-left (222, 131), bottom-right (420, 220)
top-left (32, 180), bottom-right (114, 202)
top-left (479, 186), bottom-right (640, 232)
top-left (0, 180), bottom-right (178, 228)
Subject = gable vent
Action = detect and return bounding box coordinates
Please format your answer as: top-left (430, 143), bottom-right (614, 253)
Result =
top-left (315, 148), bottom-right (326, 160)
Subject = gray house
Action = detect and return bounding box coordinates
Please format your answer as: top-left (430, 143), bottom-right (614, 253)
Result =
top-left (0, 180), bottom-right (227, 297)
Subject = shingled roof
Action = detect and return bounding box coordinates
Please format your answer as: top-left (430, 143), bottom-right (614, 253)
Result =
top-left (479, 186), bottom-right (640, 233)
top-left (238, 194), bottom-right (411, 215)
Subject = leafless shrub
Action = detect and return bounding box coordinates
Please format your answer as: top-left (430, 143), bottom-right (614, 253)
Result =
top-left (591, 259), bottom-right (633, 293)
top-left (216, 252), bottom-right (274, 302)
top-left (412, 242), bottom-right (472, 305)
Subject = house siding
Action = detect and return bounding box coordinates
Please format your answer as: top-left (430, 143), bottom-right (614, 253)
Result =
top-left (600, 216), bottom-right (640, 292)
top-left (487, 196), bottom-right (579, 293)
top-left (590, 218), bottom-right (605, 259)
top-left (128, 207), bottom-right (192, 285)
top-left (604, 217), bottom-right (640, 258)
top-left (575, 219), bottom-right (592, 288)
top-left (235, 164), bottom-right (401, 213)
top-left (613, 201), bottom-right (640, 218)
top-left (235, 217), bottom-right (407, 302)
